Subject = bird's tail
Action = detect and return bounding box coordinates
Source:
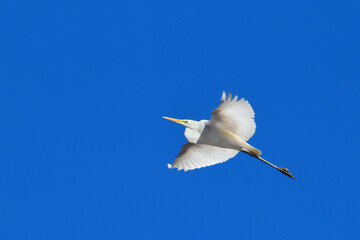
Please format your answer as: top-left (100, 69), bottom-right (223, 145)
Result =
top-left (242, 142), bottom-right (262, 157)
top-left (223, 129), bottom-right (262, 157)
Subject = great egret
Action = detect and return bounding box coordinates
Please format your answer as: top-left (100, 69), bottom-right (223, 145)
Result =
top-left (163, 91), bottom-right (295, 179)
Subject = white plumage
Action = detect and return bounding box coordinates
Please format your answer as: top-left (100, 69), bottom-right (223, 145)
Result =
top-left (168, 142), bottom-right (239, 171)
top-left (210, 92), bottom-right (256, 141)
top-left (163, 91), bottom-right (295, 179)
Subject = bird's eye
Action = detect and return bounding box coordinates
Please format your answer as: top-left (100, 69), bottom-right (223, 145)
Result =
top-left (184, 120), bottom-right (188, 124)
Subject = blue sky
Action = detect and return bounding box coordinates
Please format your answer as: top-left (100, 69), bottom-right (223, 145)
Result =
top-left (1, 0), bottom-right (359, 239)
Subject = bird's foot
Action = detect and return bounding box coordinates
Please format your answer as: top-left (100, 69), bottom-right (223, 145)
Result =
top-left (278, 167), bottom-right (296, 179)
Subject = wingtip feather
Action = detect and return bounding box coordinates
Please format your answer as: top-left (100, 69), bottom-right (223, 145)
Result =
top-left (221, 91), bottom-right (226, 102)
top-left (226, 92), bottom-right (232, 101)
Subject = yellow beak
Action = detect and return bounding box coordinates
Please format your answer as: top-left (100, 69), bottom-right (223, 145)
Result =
top-left (163, 116), bottom-right (183, 123)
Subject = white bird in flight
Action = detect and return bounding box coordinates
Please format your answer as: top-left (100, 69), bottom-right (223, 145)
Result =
top-left (163, 91), bottom-right (295, 179)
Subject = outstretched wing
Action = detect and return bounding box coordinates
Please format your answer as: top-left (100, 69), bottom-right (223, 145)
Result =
top-left (210, 91), bottom-right (256, 141)
top-left (168, 142), bottom-right (239, 171)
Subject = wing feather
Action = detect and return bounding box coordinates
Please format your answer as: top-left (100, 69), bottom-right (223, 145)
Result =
top-left (210, 91), bottom-right (256, 141)
top-left (168, 142), bottom-right (239, 171)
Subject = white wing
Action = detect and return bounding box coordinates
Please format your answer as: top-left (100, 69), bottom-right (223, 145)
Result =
top-left (210, 91), bottom-right (256, 141)
top-left (168, 142), bottom-right (239, 171)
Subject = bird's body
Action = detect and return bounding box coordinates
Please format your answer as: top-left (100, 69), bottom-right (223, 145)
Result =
top-left (197, 123), bottom-right (261, 156)
top-left (164, 92), bottom-right (295, 179)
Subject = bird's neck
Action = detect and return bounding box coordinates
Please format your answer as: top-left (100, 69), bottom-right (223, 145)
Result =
top-left (184, 120), bottom-right (208, 143)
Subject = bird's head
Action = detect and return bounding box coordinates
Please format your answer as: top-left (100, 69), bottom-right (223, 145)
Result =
top-left (163, 116), bottom-right (198, 130)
